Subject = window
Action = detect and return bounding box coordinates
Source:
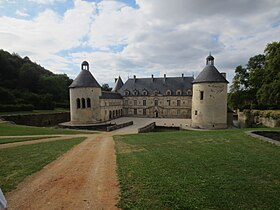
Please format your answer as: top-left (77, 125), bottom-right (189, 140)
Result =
top-left (133, 89), bottom-right (139, 96)
top-left (143, 109), bottom-right (146, 115)
top-left (143, 100), bottom-right (146, 106)
top-left (86, 98), bottom-right (91, 108)
top-left (124, 100), bottom-right (128, 106)
top-left (195, 110), bottom-right (198, 115)
top-left (134, 100), bottom-right (137, 106)
top-left (134, 109), bottom-right (137, 115)
top-left (154, 90), bottom-right (159, 95)
top-left (200, 91), bottom-right (204, 100)
top-left (154, 100), bottom-right (158, 106)
top-left (166, 90), bottom-right (171, 95)
top-left (177, 100), bottom-right (181, 107)
top-left (187, 89), bottom-right (192, 95)
top-left (177, 109), bottom-right (180, 115)
top-left (81, 98), bottom-right (86, 108)
top-left (167, 100), bottom-right (171, 106)
top-left (142, 90), bottom-right (148, 95)
top-left (176, 90), bottom-right (182, 95)
top-left (76, 98), bottom-right (81, 109)
top-left (124, 90), bottom-right (130, 96)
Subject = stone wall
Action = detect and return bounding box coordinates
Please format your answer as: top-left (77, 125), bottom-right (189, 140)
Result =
top-left (1, 112), bottom-right (70, 127)
top-left (138, 122), bottom-right (156, 133)
top-left (106, 121), bottom-right (133, 132)
top-left (238, 110), bottom-right (280, 128)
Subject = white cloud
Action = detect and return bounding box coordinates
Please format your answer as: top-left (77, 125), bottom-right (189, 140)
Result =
top-left (15, 9), bottom-right (30, 17)
top-left (1, 0), bottom-right (280, 86)
top-left (28, 0), bottom-right (66, 4)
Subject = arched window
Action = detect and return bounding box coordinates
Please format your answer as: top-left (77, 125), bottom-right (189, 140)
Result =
top-left (176, 90), bottom-right (182, 95)
top-left (166, 90), bottom-right (171, 95)
top-left (187, 89), bottom-right (192, 95)
top-left (109, 111), bottom-right (112, 119)
top-left (76, 98), bottom-right (81, 109)
top-left (142, 89), bottom-right (148, 96)
top-left (133, 89), bottom-right (139, 96)
top-left (81, 98), bottom-right (86, 108)
top-left (124, 90), bottom-right (130, 96)
top-left (87, 98), bottom-right (91, 108)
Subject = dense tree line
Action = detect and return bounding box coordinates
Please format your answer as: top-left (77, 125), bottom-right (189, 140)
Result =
top-left (0, 49), bottom-right (73, 111)
top-left (228, 42), bottom-right (280, 110)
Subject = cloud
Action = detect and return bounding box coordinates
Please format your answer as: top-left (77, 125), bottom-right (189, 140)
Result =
top-left (15, 9), bottom-right (30, 17)
top-left (1, 0), bottom-right (280, 86)
top-left (28, 0), bottom-right (66, 4)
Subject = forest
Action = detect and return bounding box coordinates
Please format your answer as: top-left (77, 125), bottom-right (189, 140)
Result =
top-left (0, 49), bottom-right (73, 111)
top-left (228, 41), bottom-right (280, 110)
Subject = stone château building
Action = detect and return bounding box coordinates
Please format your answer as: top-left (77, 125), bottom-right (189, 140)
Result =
top-left (69, 55), bottom-right (229, 129)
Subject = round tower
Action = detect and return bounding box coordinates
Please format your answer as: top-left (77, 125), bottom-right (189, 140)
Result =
top-left (69, 61), bottom-right (102, 124)
top-left (191, 54), bottom-right (229, 129)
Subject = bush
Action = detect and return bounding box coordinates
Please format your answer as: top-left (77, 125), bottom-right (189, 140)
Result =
top-left (0, 104), bottom-right (34, 112)
top-left (55, 102), bottom-right (70, 109)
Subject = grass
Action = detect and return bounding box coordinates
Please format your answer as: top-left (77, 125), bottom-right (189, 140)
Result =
top-left (0, 137), bottom-right (86, 193)
top-left (0, 136), bottom-right (58, 144)
top-left (0, 122), bottom-right (94, 136)
top-left (115, 127), bottom-right (280, 210)
top-left (0, 108), bottom-right (70, 116)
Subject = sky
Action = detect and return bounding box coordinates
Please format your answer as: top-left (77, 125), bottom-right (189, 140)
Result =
top-left (0, 0), bottom-right (280, 87)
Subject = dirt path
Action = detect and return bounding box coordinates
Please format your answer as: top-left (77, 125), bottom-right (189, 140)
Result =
top-left (6, 133), bottom-right (120, 210)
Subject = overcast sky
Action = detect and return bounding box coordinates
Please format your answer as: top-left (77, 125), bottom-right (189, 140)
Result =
top-left (0, 0), bottom-right (280, 86)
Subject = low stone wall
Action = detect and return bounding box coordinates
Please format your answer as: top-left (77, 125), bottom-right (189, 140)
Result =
top-left (1, 112), bottom-right (70, 127)
top-left (138, 122), bottom-right (156, 133)
top-left (106, 121), bottom-right (133, 132)
top-left (238, 110), bottom-right (280, 128)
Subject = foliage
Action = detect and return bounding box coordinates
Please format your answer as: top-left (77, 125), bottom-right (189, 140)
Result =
top-left (229, 42), bottom-right (280, 110)
top-left (115, 128), bottom-right (280, 210)
top-left (101, 83), bottom-right (112, 91)
top-left (0, 137), bottom-right (85, 193)
top-left (0, 108), bottom-right (69, 116)
top-left (0, 49), bottom-right (73, 110)
top-left (0, 122), bottom-right (93, 136)
top-left (0, 104), bottom-right (34, 112)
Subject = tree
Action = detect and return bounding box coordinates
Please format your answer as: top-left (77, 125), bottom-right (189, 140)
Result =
top-left (101, 84), bottom-right (112, 91)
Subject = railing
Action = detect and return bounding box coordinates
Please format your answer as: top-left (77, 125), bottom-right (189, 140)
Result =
top-left (138, 122), bottom-right (156, 133)
top-left (106, 121), bottom-right (133, 132)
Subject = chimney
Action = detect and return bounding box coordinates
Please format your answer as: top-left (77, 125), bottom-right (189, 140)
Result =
top-left (133, 75), bottom-right (136, 82)
top-left (164, 74), bottom-right (166, 83)
top-left (221, 72), bottom-right (226, 79)
top-left (151, 74), bottom-right (154, 82)
top-left (182, 73), bottom-right (184, 81)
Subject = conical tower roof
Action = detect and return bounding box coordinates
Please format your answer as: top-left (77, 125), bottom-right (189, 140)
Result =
top-left (193, 55), bottom-right (228, 84)
top-left (112, 76), bottom-right (124, 92)
top-left (69, 61), bottom-right (101, 88)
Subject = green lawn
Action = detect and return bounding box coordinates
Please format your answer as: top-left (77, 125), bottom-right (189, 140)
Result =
top-left (0, 136), bottom-right (58, 144)
top-left (115, 128), bottom-right (280, 210)
top-left (0, 122), bottom-right (94, 136)
top-left (0, 108), bottom-right (69, 116)
top-left (0, 137), bottom-right (86, 193)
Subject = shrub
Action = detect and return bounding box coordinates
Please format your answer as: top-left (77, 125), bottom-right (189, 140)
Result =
top-left (0, 104), bottom-right (34, 112)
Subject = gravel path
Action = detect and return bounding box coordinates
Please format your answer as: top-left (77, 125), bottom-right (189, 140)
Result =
top-left (6, 133), bottom-right (120, 210)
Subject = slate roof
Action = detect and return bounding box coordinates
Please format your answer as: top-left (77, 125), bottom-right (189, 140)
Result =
top-left (192, 65), bottom-right (229, 84)
top-left (118, 76), bottom-right (194, 96)
top-left (69, 69), bottom-right (101, 88)
top-left (112, 76), bottom-right (124, 92)
top-left (100, 91), bottom-right (123, 99)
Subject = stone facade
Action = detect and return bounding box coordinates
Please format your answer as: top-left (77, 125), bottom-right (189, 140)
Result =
top-left (69, 55), bottom-right (229, 129)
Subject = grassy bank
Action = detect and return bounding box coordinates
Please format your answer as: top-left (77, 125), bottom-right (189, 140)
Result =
top-left (0, 136), bottom-right (58, 144)
top-left (0, 137), bottom-right (86, 193)
top-left (115, 128), bottom-right (280, 209)
top-left (0, 122), bottom-right (94, 136)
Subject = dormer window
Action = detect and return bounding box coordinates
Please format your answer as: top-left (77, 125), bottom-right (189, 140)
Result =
top-left (124, 90), bottom-right (130, 96)
top-left (133, 89), bottom-right (139, 96)
top-left (154, 90), bottom-right (159, 96)
top-left (166, 90), bottom-right (171, 95)
top-left (176, 90), bottom-right (182, 95)
top-left (142, 89), bottom-right (148, 96)
top-left (187, 89), bottom-right (192, 95)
